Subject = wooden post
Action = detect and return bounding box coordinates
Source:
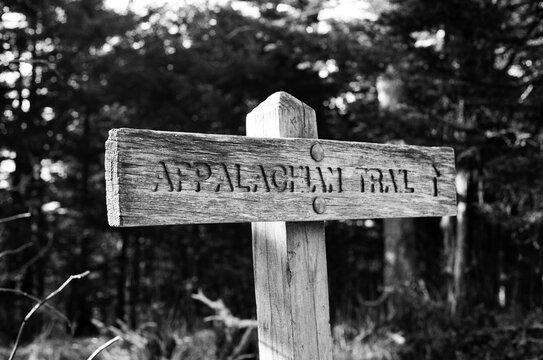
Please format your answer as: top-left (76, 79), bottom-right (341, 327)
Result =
top-left (105, 91), bottom-right (457, 359)
top-left (246, 92), bottom-right (333, 360)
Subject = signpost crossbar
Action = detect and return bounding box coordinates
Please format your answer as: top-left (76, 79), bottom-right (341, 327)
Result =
top-left (104, 91), bottom-right (457, 360)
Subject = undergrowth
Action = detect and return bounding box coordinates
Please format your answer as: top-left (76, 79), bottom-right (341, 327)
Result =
top-left (2, 289), bottom-right (543, 360)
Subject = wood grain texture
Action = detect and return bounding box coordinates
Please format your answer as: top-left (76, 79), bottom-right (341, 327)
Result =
top-left (248, 92), bottom-right (332, 360)
top-left (105, 112), bottom-right (456, 226)
top-left (105, 131), bottom-right (120, 226)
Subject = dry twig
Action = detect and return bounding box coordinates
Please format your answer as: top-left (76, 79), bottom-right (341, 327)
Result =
top-left (192, 290), bottom-right (257, 328)
top-left (0, 288), bottom-right (73, 333)
top-left (5, 237), bottom-right (53, 282)
top-left (356, 288), bottom-right (393, 307)
top-left (86, 336), bottom-right (123, 360)
top-left (0, 242), bottom-right (33, 260)
top-left (0, 212), bottom-right (31, 224)
top-left (192, 290), bottom-right (257, 360)
top-left (8, 271), bottom-right (90, 360)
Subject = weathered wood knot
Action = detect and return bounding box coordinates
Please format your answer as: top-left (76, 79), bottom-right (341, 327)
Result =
top-left (310, 143), bottom-right (324, 162)
top-left (313, 197), bottom-right (326, 214)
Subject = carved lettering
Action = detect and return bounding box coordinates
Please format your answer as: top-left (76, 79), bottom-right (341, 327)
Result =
top-left (175, 161), bottom-right (192, 192)
top-left (252, 165), bottom-right (270, 192)
top-left (369, 168), bottom-right (384, 193)
top-left (387, 169), bottom-right (398, 193)
top-left (215, 163), bottom-right (234, 192)
top-left (300, 166), bottom-right (312, 192)
top-left (316, 167), bottom-right (327, 193)
top-left (308, 166), bottom-right (317, 193)
top-left (271, 165), bottom-right (287, 192)
top-left (337, 168), bottom-right (343, 192)
top-left (150, 161), bottom-right (425, 195)
top-left (359, 168), bottom-right (384, 193)
top-left (432, 164), bottom-right (440, 196)
top-left (194, 162), bottom-right (211, 192)
top-left (323, 167), bottom-right (342, 193)
top-left (235, 164), bottom-right (251, 192)
top-left (153, 161), bottom-right (174, 192)
top-left (403, 169), bottom-right (414, 193)
top-left (288, 166), bottom-right (295, 192)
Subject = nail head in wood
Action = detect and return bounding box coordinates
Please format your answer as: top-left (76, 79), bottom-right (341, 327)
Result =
top-left (313, 197), bottom-right (326, 214)
top-left (310, 143), bottom-right (325, 162)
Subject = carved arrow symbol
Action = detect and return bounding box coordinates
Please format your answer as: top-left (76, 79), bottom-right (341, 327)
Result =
top-left (432, 164), bottom-right (441, 197)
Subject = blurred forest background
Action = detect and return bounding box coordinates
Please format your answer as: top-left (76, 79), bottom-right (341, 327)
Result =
top-left (1, 0), bottom-right (543, 359)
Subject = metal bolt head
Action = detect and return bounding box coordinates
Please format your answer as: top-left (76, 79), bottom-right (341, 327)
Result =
top-left (313, 197), bottom-right (326, 214)
top-left (310, 143), bottom-right (324, 162)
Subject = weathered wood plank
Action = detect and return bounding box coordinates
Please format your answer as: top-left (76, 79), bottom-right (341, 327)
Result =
top-left (251, 221), bottom-right (294, 360)
top-left (248, 91), bottom-right (332, 360)
top-left (105, 110), bottom-right (456, 227)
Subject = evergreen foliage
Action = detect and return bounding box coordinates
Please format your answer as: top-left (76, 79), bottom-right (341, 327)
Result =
top-left (0, 0), bottom-right (542, 357)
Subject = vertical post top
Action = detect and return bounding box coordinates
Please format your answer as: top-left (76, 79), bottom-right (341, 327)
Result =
top-left (246, 91), bottom-right (317, 139)
top-left (248, 91), bottom-right (305, 112)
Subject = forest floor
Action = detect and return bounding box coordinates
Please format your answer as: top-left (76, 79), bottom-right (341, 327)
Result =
top-left (0, 337), bottom-right (131, 360)
top-left (0, 327), bottom-right (402, 360)
top-left (3, 311), bottom-right (542, 360)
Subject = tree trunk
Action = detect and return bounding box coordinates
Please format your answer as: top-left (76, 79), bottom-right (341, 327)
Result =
top-left (440, 215), bottom-right (455, 310)
top-left (116, 231), bottom-right (128, 321)
top-left (383, 218), bottom-right (416, 314)
top-left (69, 107), bottom-right (96, 335)
top-left (130, 235), bottom-right (141, 328)
top-left (449, 170), bottom-right (469, 315)
top-left (378, 67), bottom-right (418, 315)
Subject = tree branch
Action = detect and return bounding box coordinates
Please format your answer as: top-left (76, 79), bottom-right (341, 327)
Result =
top-left (10, 237), bottom-right (53, 279)
top-left (86, 336), bottom-right (122, 360)
top-left (192, 290), bottom-right (257, 328)
top-left (0, 288), bottom-right (73, 333)
top-left (0, 212), bottom-right (31, 224)
top-left (8, 271), bottom-right (90, 360)
top-left (0, 242), bottom-right (33, 260)
top-left (356, 288), bottom-right (393, 307)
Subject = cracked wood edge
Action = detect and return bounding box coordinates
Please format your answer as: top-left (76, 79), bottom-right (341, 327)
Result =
top-left (105, 129), bottom-right (121, 226)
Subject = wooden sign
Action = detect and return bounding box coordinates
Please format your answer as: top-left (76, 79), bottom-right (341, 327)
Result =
top-left (105, 91), bottom-right (458, 360)
top-left (105, 128), bottom-right (456, 227)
